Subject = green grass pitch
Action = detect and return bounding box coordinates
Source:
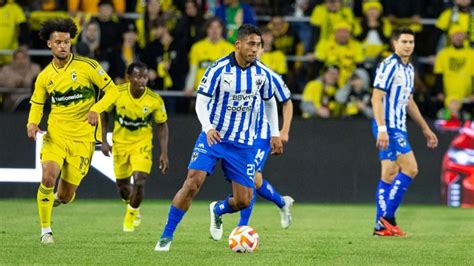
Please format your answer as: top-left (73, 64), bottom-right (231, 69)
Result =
top-left (1, 199), bottom-right (473, 264)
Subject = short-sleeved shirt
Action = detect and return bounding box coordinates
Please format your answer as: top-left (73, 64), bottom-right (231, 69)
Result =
top-left (434, 46), bottom-right (474, 106)
top-left (29, 54), bottom-right (115, 142)
top-left (189, 38), bottom-right (234, 90)
top-left (108, 83), bottom-right (167, 147)
top-left (373, 53), bottom-right (415, 132)
top-left (198, 52), bottom-right (274, 146)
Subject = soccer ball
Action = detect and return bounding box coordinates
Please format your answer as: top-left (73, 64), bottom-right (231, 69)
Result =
top-left (228, 226), bottom-right (260, 253)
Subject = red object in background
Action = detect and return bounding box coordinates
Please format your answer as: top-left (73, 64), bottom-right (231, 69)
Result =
top-left (441, 121), bottom-right (474, 207)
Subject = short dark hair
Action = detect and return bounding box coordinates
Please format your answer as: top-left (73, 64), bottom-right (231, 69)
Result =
top-left (127, 62), bottom-right (148, 75)
top-left (204, 16), bottom-right (224, 32)
top-left (39, 18), bottom-right (78, 41)
top-left (392, 28), bottom-right (415, 41)
top-left (236, 24), bottom-right (261, 41)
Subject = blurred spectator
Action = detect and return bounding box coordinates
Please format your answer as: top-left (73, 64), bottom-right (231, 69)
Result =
top-left (433, 25), bottom-right (474, 120)
top-left (355, 1), bottom-right (391, 73)
top-left (142, 20), bottom-right (187, 92)
top-left (106, 22), bottom-right (142, 84)
top-left (90, 0), bottom-right (122, 56)
top-left (75, 20), bottom-right (101, 59)
top-left (434, 0), bottom-right (473, 50)
top-left (0, 48), bottom-right (40, 111)
top-left (308, 0), bottom-right (356, 54)
top-left (335, 69), bottom-right (373, 118)
top-left (292, 0), bottom-right (315, 52)
top-left (313, 22), bottom-right (364, 87)
top-left (183, 17), bottom-right (233, 94)
top-left (173, 0), bottom-right (206, 55)
top-left (268, 15), bottom-right (302, 60)
top-left (68, 0), bottom-right (125, 16)
top-left (301, 65), bottom-right (341, 118)
top-left (27, 0), bottom-right (67, 11)
top-left (260, 27), bottom-right (288, 76)
top-left (214, 0), bottom-right (257, 43)
top-left (0, 0), bottom-right (29, 65)
top-left (384, 0), bottom-right (423, 33)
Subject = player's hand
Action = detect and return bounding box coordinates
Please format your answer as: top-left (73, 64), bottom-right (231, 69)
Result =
top-left (270, 136), bottom-right (283, 155)
top-left (159, 153), bottom-right (169, 174)
top-left (101, 141), bottom-right (112, 157)
top-left (376, 132), bottom-right (389, 150)
top-left (280, 129), bottom-right (289, 144)
top-left (206, 129), bottom-right (221, 146)
top-left (86, 111), bottom-right (99, 126)
top-left (423, 128), bottom-right (438, 149)
top-left (27, 123), bottom-right (43, 140)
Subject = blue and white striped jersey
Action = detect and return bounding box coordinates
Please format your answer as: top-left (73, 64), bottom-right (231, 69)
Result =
top-left (197, 53), bottom-right (274, 145)
top-left (257, 67), bottom-right (291, 140)
top-left (373, 53), bottom-right (414, 132)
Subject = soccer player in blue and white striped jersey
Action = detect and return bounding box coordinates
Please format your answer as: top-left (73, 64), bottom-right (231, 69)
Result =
top-left (238, 48), bottom-right (295, 229)
top-left (155, 25), bottom-right (283, 251)
top-left (371, 28), bottom-right (438, 237)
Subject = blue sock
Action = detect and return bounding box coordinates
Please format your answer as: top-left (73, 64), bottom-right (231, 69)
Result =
top-left (214, 195), bottom-right (236, 216)
top-left (374, 180), bottom-right (391, 229)
top-left (384, 172), bottom-right (413, 219)
top-left (257, 179), bottom-right (285, 208)
top-left (238, 189), bottom-right (256, 226)
top-left (160, 205), bottom-right (185, 239)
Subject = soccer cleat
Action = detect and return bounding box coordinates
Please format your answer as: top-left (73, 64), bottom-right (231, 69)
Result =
top-left (133, 212), bottom-right (142, 227)
top-left (40, 232), bottom-right (54, 244)
top-left (373, 228), bottom-right (394, 237)
top-left (379, 217), bottom-right (407, 237)
top-left (280, 196), bottom-right (295, 229)
top-left (209, 201), bottom-right (223, 241)
top-left (154, 238), bottom-right (172, 252)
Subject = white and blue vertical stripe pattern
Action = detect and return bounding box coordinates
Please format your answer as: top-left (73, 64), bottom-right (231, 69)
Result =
top-left (197, 54), bottom-right (274, 145)
top-left (257, 67), bottom-right (292, 140)
top-left (373, 54), bottom-right (414, 132)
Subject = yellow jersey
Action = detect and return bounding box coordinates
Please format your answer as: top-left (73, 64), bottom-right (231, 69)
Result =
top-left (434, 46), bottom-right (474, 106)
top-left (302, 79), bottom-right (338, 112)
top-left (314, 39), bottom-right (364, 87)
top-left (260, 50), bottom-right (288, 75)
top-left (309, 4), bottom-right (356, 42)
top-left (0, 2), bottom-right (26, 64)
top-left (28, 54), bottom-right (119, 143)
top-left (189, 38), bottom-right (234, 90)
top-left (436, 9), bottom-right (472, 47)
top-left (108, 83), bottom-right (167, 147)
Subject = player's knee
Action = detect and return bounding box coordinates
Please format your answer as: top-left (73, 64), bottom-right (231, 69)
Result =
top-left (254, 173), bottom-right (263, 189)
top-left (404, 166), bottom-right (418, 178)
top-left (233, 196), bottom-right (251, 210)
top-left (57, 191), bottom-right (74, 204)
top-left (42, 169), bottom-right (57, 187)
top-left (183, 175), bottom-right (202, 195)
top-left (134, 174), bottom-right (148, 189)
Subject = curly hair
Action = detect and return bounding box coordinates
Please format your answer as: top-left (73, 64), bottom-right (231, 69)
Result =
top-left (38, 18), bottom-right (78, 41)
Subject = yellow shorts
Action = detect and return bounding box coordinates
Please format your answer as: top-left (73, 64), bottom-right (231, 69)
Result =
top-left (113, 143), bottom-right (153, 179)
top-left (41, 133), bottom-right (95, 186)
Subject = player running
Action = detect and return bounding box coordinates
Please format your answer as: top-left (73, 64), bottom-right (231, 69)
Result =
top-left (154, 24), bottom-right (282, 252)
top-left (27, 18), bottom-right (119, 244)
top-left (100, 62), bottom-right (169, 232)
top-left (371, 28), bottom-right (438, 237)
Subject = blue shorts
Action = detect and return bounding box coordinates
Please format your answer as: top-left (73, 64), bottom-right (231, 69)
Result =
top-left (372, 122), bottom-right (412, 161)
top-left (254, 138), bottom-right (271, 172)
top-left (188, 132), bottom-right (255, 188)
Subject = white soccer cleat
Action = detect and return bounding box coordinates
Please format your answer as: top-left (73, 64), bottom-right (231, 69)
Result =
top-left (40, 232), bottom-right (55, 244)
top-left (209, 201), bottom-right (223, 241)
top-left (280, 196), bottom-right (295, 229)
top-left (154, 238), bottom-right (172, 252)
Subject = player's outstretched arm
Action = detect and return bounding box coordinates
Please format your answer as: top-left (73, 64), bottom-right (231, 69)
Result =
top-left (100, 113), bottom-right (111, 156)
top-left (280, 99), bottom-right (293, 144)
top-left (157, 122), bottom-right (169, 174)
top-left (265, 97), bottom-right (283, 155)
top-left (407, 95), bottom-right (438, 149)
top-left (89, 82), bottom-right (120, 125)
top-left (371, 89), bottom-right (389, 150)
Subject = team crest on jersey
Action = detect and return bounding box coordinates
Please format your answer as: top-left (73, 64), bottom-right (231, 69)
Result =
top-left (143, 106), bottom-right (149, 114)
top-left (98, 68), bottom-right (105, 75)
top-left (71, 71), bottom-right (77, 82)
top-left (191, 151), bottom-right (199, 161)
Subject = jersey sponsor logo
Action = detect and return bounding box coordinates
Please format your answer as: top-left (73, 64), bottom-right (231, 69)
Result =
top-left (194, 142), bottom-right (208, 154)
top-left (50, 86), bottom-right (95, 106)
top-left (226, 105), bottom-right (252, 112)
top-left (115, 114), bottom-right (151, 131)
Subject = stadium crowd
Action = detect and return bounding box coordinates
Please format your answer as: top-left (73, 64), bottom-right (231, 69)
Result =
top-left (0, 0), bottom-right (473, 120)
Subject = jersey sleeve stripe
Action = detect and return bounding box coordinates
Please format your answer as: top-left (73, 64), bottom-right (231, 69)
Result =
top-left (74, 57), bottom-right (97, 69)
top-left (272, 75), bottom-right (290, 102)
top-left (100, 80), bottom-right (112, 91)
top-left (206, 66), bottom-right (225, 95)
top-left (197, 91), bottom-right (212, 97)
top-left (30, 100), bottom-right (45, 105)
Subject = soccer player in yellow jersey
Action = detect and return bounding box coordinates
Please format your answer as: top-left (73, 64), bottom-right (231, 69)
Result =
top-left (26, 18), bottom-right (119, 244)
top-left (101, 62), bottom-right (169, 232)
top-left (183, 17), bottom-right (234, 94)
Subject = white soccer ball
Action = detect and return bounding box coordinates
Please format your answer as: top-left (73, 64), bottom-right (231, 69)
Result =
top-left (228, 226), bottom-right (260, 253)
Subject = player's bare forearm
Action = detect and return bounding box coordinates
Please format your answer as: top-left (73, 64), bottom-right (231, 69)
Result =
top-left (157, 122), bottom-right (169, 155)
top-left (100, 113), bottom-right (109, 142)
top-left (407, 96), bottom-right (429, 131)
top-left (280, 100), bottom-right (293, 143)
top-left (371, 89), bottom-right (386, 127)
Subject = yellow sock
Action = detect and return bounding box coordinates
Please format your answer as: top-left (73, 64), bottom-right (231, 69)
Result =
top-left (37, 183), bottom-right (54, 228)
top-left (123, 205), bottom-right (139, 231)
